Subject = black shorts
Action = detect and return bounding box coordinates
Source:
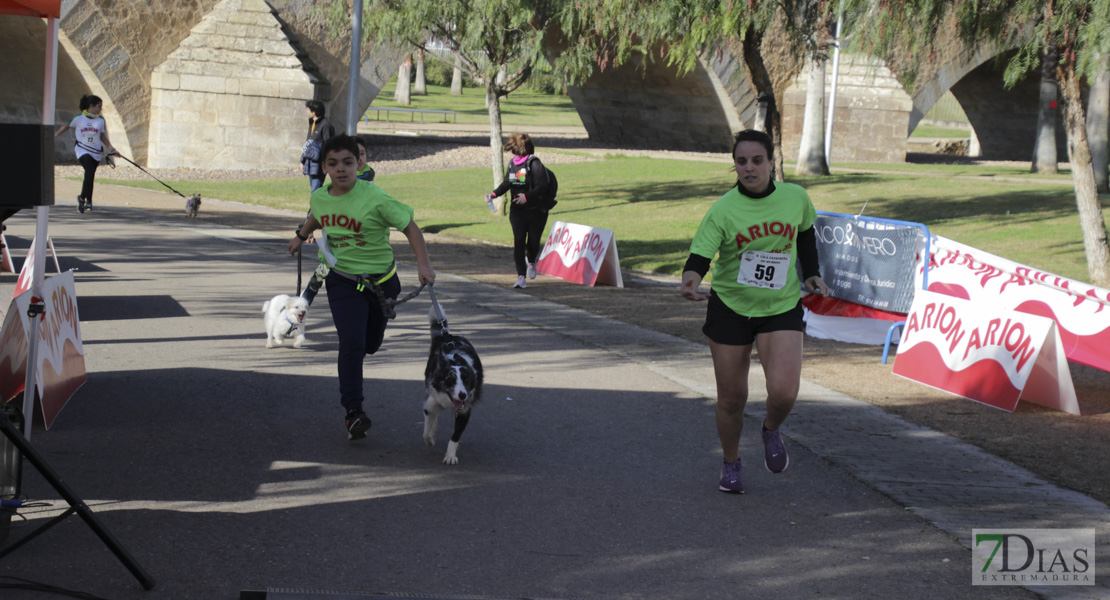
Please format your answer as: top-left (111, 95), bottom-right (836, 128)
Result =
top-left (702, 292), bottom-right (804, 346)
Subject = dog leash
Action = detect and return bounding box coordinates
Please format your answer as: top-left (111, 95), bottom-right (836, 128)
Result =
top-left (111, 151), bottom-right (194, 200)
top-left (378, 281), bottom-right (427, 320)
top-left (329, 265), bottom-right (430, 320)
top-left (426, 283), bottom-right (449, 335)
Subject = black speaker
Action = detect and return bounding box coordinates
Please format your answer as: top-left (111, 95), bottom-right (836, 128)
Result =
top-left (0, 124), bottom-right (55, 209)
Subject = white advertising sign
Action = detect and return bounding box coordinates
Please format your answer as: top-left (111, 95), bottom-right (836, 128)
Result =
top-left (536, 221), bottom-right (623, 287)
top-left (892, 290), bottom-right (1078, 414)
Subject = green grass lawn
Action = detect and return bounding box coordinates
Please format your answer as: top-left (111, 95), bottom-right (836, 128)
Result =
top-left (100, 157), bottom-right (1107, 284)
top-left (367, 80), bottom-right (584, 128)
top-left (834, 160), bottom-right (1074, 181)
top-left (910, 124), bottom-right (972, 138)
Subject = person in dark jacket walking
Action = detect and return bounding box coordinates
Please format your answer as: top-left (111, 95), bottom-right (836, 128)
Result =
top-left (302, 100), bottom-right (336, 194)
top-left (484, 133), bottom-right (555, 289)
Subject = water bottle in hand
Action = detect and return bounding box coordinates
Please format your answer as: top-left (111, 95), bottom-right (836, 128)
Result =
top-left (485, 194), bottom-right (496, 212)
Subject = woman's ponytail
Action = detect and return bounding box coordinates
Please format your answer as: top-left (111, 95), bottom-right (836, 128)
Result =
top-left (79, 94), bottom-right (103, 112)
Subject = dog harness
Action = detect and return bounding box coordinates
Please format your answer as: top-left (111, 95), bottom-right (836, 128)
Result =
top-left (331, 262), bottom-right (426, 320)
top-left (279, 308), bottom-right (301, 337)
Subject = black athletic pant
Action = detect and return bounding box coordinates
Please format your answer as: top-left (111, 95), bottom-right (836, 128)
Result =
top-left (325, 271), bottom-right (400, 414)
top-left (509, 205), bottom-right (549, 276)
top-left (78, 154), bottom-right (99, 202)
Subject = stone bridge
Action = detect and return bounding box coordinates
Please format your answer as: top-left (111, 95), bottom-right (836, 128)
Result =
top-left (0, 0), bottom-right (1066, 170)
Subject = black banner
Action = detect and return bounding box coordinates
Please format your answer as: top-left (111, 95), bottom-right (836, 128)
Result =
top-left (811, 215), bottom-right (920, 313)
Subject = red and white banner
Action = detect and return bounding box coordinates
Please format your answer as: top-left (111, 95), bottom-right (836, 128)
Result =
top-left (893, 291), bottom-right (1078, 414)
top-left (0, 233), bottom-right (14, 273)
top-left (802, 294), bottom-right (906, 345)
top-left (11, 236), bottom-right (36, 299)
top-left (0, 270), bottom-right (86, 428)
top-left (536, 221), bottom-right (624, 287)
top-left (11, 235), bottom-right (60, 299)
top-left (922, 237), bottom-right (1110, 373)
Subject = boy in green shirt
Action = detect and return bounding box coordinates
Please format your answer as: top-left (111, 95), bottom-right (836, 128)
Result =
top-left (288, 134), bottom-right (435, 440)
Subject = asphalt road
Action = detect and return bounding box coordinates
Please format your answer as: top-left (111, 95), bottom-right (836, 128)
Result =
top-left (0, 189), bottom-right (1104, 600)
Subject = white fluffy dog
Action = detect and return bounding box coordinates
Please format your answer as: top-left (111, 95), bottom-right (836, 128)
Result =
top-left (262, 294), bottom-right (309, 348)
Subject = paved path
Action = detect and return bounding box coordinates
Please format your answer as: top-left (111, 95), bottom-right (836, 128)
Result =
top-left (0, 186), bottom-right (1105, 599)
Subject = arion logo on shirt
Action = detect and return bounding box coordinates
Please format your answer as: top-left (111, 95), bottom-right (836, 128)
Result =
top-left (734, 221), bottom-right (796, 251)
top-left (510, 168), bottom-right (527, 183)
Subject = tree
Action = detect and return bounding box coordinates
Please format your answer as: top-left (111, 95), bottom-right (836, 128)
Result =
top-left (595, 0), bottom-right (837, 180)
top-left (330, 0), bottom-right (558, 186)
top-left (1087, 62), bottom-right (1110, 192)
top-left (847, 0), bottom-right (1110, 287)
top-left (415, 48), bottom-right (428, 96)
top-left (795, 58), bottom-right (830, 175)
top-left (1032, 46), bottom-right (1059, 174)
top-left (394, 54), bottom-right (413, 105)
top-left (450, 54), bottom-right (464, 95)
top-left (795, 1), bottom-right (834, 176)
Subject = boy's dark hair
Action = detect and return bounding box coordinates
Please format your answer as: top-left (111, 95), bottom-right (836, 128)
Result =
top-left (502, 133), bottom-right (534, 156)
top-left (354, 136), bottom-right (368, 151)
top-left (321, 134), bottom-right (359, 162)
top-left (731, 129), bottom-right (774, 160)
top-left (306, 100), bottom-right (326, 119)
top-left (79, 94), bottom-right (103, 111)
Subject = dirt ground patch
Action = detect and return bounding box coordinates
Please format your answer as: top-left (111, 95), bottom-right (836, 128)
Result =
top-left (50, 175), bottom-right (1110, 510)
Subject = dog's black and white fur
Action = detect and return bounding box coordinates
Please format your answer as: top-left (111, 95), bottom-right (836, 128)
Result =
top-left (423, 306), bottom-right (483, 465)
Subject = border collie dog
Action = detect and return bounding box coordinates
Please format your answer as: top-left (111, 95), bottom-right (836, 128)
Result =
top-left (423, 306), bottom-right (483, 465)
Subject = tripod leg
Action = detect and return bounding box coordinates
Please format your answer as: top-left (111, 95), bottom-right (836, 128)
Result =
top-left (0, 417), bottom-right (156, 590)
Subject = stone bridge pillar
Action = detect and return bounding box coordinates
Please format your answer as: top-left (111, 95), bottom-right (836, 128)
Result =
top-left (147, 0), bottom-right (324, 170)
top-left (782, 55), bottom-right (912, 163)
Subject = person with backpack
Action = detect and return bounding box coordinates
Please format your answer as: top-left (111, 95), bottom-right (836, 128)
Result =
top-left (484, 133), bottom-right (557, 289)
top-left (302, 100), bottom-right (336, 194)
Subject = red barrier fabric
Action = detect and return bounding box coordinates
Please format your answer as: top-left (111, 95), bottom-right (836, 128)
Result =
top-left (0, 0), bottom-right (60, 18)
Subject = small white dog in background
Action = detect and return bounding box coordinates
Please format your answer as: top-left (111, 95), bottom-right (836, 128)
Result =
top-left (263, 294), bottom-right (309, 348)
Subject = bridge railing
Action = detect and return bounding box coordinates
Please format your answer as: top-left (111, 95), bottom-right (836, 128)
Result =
top-left (363, 107), bottom-right (457, 124)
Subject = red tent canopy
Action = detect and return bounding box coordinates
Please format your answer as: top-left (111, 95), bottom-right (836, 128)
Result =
top-left (0, 0), bottom-right (60, 18)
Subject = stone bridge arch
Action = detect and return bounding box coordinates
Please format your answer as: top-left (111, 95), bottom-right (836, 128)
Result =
top-left (905, 26), bottom-right (1069, 161)
top-left (3, 2), bottom-right (1060, 169)
top-left (1, 0), bottom-right (400, 168)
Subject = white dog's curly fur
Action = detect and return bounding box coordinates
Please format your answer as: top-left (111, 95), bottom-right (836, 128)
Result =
top-left (263, 294), bottom-right (308, 348)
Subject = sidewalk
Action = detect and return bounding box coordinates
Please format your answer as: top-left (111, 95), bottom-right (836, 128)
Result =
top-left (0, 185), bottom-right (1105, 599)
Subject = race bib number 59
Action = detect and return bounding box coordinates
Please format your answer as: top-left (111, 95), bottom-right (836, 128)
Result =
top-left (737, 251), bottom-right (791, 289)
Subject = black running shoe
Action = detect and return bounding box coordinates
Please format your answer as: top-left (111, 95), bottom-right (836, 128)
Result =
top-left (77, 196), bottom-right (85, 214)
top-left (345, 410), bottom-right (372, 440)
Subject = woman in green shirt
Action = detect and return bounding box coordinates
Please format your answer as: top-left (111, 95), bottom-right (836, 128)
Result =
top-left (681, 130), bottom-right (829, 494)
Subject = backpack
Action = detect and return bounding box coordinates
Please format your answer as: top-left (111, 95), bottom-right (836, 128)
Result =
top-left (528, 156), bottom-right (558, 211)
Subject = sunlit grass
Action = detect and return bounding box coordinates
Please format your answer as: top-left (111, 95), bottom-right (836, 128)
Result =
top-left (909, 124), bottom-right (971, 138)
top-left (367, 81), bottom-right (584, 128)
top-left (101, 156), bottom-right (1109, 284)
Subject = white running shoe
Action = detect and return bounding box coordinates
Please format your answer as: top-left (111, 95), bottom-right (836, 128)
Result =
top-left (513, 276), bottom-right (527, 289)
top-left (526, 262), bottom-right (537, 280)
